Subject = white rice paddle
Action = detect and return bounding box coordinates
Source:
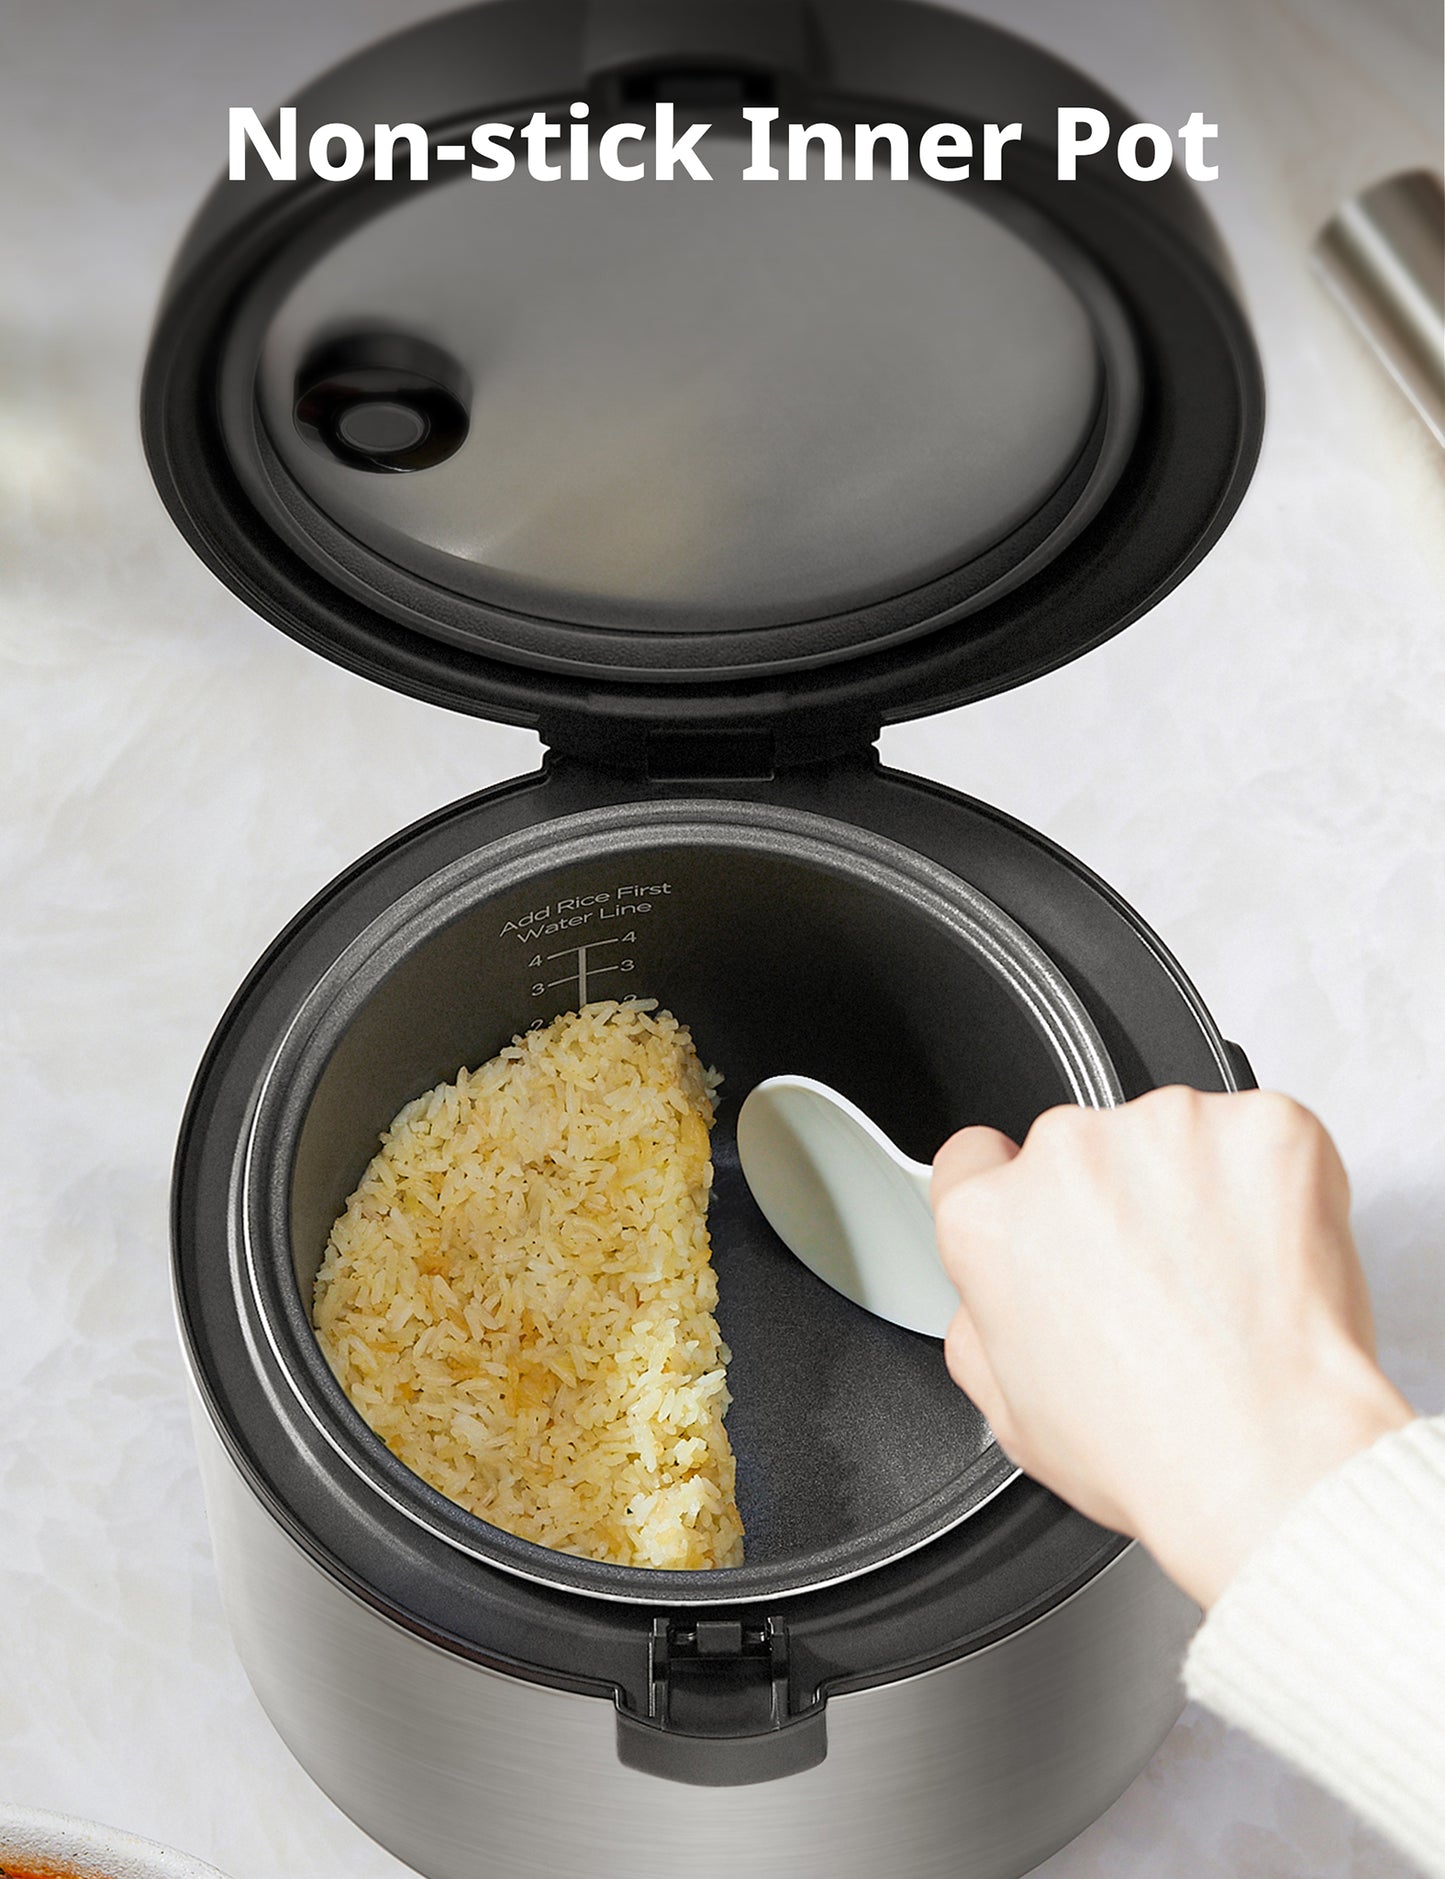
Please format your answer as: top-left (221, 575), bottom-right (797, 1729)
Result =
top-left (736, 1075), bottom-right (962, 1339)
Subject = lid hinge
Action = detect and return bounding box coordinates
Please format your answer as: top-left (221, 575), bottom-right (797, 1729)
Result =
top-left (644, 727), bottom-right (776, 781)
top-left (538, 711), bottom-right (882, 776)
top-left (614, 1615), bottom-right (827, 1787)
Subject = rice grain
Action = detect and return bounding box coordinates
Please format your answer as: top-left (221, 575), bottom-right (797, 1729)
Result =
top-left (312, 1000), bottom-right (742, 1570)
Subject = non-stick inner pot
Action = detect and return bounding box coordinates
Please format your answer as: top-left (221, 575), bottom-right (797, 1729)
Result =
top-left (271, 808), bottom-right (1118, 1602)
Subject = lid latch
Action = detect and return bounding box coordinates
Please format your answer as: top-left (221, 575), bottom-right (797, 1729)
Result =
top-left (614, 1615), bottom-right (828, 1786)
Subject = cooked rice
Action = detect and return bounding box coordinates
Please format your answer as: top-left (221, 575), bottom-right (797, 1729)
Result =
top-left (312, 999), bottom-right (743, 1570)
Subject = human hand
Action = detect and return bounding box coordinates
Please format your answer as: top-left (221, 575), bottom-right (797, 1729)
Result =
top-left (931, 1088), bottom-right (1414, 1608)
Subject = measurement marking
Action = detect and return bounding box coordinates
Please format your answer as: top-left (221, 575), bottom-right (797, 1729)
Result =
top-left (544, 964), bottom-right (621, 991)
top-left (543, 939), bottom-right (624, 1006)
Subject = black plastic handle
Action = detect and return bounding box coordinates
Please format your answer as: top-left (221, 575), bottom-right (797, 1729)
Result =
top-left (614, 1615), bottom-right (827, 1785)
top-left (615, 1703), bottom-right (827, 1787)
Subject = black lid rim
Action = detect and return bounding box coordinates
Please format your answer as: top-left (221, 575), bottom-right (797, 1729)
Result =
top-left (141, 0), bottom-right (1265, 758)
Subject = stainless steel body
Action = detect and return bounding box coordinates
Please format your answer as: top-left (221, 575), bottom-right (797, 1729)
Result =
top-left (194, 1408), bottom-right (1197, 1879)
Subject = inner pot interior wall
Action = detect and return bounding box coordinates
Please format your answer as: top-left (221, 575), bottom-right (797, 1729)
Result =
top-left (288, 844), bottom-right (1076, 1569)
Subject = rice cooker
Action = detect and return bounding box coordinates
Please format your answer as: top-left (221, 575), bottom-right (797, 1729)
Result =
top-left (143, 2), bottom-right (1266, 1874)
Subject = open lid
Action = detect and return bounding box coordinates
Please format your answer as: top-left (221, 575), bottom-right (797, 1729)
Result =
top-left (143, 0), bottom-right (1264, 767)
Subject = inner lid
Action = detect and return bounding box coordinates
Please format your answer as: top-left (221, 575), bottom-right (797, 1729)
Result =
top-left (256, 136), bottom-right (1106, 641)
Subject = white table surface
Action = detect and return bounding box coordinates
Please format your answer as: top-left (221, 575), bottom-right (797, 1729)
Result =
top-left (2, 1), bottom-right (1441, 1874)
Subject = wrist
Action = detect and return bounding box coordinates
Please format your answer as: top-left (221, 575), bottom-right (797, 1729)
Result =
top-left (1141, 1347), bottom-right (1414, 1610)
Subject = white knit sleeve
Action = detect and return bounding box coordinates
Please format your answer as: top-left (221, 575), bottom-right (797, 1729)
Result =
top-left (1185, 1415), bottom-right (1445, 1879)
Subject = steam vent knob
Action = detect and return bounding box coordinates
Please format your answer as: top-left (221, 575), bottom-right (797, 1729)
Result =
top-left (293, 330), bottom-right (470, 473)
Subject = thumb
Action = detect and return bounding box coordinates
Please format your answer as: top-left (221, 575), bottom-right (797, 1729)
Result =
top-left (931, 1125), bottom-right (1020, 1207)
